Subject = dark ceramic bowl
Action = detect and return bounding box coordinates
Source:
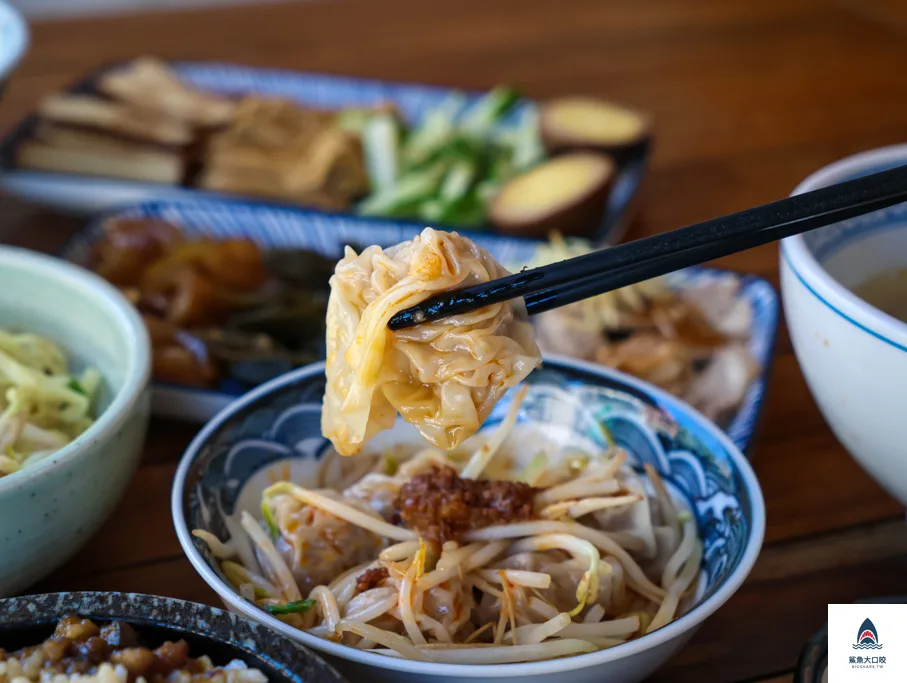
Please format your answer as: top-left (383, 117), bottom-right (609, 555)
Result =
top-left (796, 621), bottom-right (827, 683)
top-left (0, 592), bottom-right (348, 683)
top-left (795, 596), bottom-right (907, 683)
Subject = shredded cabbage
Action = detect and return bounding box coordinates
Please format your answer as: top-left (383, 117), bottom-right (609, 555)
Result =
top-left (0, 331), bottom-right (99, 478)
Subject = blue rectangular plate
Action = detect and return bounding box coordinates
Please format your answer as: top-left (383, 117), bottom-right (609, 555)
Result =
top-left (1, 61), bottom-right (649, 243)
top-left (62, 197), bottom-right (778, 455)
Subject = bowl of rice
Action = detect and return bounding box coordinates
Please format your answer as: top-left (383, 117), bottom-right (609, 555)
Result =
top-left (0, 591), bottom-right (348, 683)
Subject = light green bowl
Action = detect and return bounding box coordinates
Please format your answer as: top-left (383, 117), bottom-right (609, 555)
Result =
top-left (0, 246), bottom-right (151, 595)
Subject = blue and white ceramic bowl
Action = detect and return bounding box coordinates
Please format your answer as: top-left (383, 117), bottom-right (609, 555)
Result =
top-left (782, 144), bottom-right (907, 506)
top-left (172, 357), bottom-right (765, 683)
top-left (0, 1), bottom-right (27, 95)
top-left (64, 197), bottom-right (778, 454)
top-left (0, 591), bottom-right (348, 683)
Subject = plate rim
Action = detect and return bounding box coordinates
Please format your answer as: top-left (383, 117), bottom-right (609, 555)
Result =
top-left (62, 197), bottom-right (779, 454)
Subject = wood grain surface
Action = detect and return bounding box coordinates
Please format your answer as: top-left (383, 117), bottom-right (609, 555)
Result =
top-left (3, 0), bottom-right (907, 680)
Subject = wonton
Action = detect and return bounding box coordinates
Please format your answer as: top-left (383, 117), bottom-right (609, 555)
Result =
top-left (323, 228), bottom-right (541, 456)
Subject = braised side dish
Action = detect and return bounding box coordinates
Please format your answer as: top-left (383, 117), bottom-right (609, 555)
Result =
top-left (194, 388), bottom-right (703, 664)
top-left (88, 216), bottom-right (336, 390)
top-left (0, 616), bottom-right (267, 683)
top-left (526, 235), bottom-right (759, 424)
top-left (321, 227), bottom-right (541, 456)
top-left (17, 58), bottom-right (367, 210)
top-left (198, 97), bottom-right (369, 210)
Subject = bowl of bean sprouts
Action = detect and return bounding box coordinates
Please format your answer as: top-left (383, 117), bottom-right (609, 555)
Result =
top-left (173, 356), bottom-right (764, 683)
top-left (0, 246), bottom-right (150, 595)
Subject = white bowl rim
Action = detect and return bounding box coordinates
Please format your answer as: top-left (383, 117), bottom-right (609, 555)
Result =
top-left (0, 246), bottom-right (151, 494)
top-left (0, 1), bottom-right (28, 84)
top-left (781, 143), bottom-right (907, 352)
top-left (172, 354), bottom-right (766, 678)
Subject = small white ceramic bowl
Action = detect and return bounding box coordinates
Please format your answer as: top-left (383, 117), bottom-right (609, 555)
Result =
top-left (173, 356), bottom-right (765, 683)
top-left (782, 144), bottom-right (907, 505)
top-left (0, 0), bottom-right (28, 90)
top-left (0, 247), bottom-right (151, 595)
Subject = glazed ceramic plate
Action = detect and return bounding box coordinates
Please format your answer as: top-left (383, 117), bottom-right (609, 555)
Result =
top-left (795, 596), bottom-right (907, 683)
top-left (0, 592), bottom-right (348, 683)
top-left (62, 197), bottom-right (778, 453)
top-left (0, 61), bottom-right (647, 242)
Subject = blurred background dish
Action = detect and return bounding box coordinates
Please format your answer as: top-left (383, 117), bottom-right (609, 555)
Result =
top-left (0, 59), bottom-right (650, 243)
top-left (172, 356), bottom-right (764, 683)
top-left (795, 596), bottom-right (907, 683)
top-left (0, 0), bottom-right (28, 98)
top-left (61, 198), bottom-right (778, 453)
top-left (0, 591), bottom-right (349, 683)
top-left (0, 247), bottom-right (150, 596)
top-left (795, 619), bottom-right (826, 683)
top-left (781, 144), bottom-right (907, 507)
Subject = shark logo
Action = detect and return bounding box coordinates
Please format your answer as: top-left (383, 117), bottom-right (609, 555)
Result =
top-left (854, 618), bottom-right (883, 650)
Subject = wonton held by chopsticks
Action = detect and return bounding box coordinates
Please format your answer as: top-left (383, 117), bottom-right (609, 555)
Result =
top-left (323, 227), bottom-right (541, 456)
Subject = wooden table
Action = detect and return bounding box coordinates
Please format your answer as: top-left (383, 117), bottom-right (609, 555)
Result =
top-left (3, 0), bottom-right (907, 680)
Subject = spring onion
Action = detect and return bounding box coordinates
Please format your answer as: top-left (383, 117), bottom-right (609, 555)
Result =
top-left (266, 599), bottom-right (316, 615)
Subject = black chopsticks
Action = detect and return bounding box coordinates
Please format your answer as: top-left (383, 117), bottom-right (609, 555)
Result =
top-left (388, 162), bottom-right (907, 330)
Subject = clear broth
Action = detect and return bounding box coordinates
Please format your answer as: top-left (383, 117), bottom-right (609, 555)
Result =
top-left (853, 268), bottom-right (907, 321)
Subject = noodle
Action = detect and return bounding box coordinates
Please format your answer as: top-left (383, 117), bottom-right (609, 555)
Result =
top-left (239, 512), bottom-right (301, 602)
top-left (192, 530), bottom-right (237, 559)
top-left (535, 478), bottom-right (621, 505)
top-left (661, 518), bottom-right (697, 589)
top-left (345, 587), bottom-right (399, 623)
top-left (399, 543), bottom-right (428, 645)
top-left (328, 561), bottom-right (374, 609)
top-left (381, 541), bottom-right (423, 562)
top-left (477, 569), bottom-right (552, 589)
top-left (461, 385), bottom-right (527, 479)
top-left (310, 586), bottom-right (341, 633)
top-left (559, 615), bottom-right (640, 638)
top-left (418, 541), bottom-right (509, 591)
top-left (509, 534), bottom-right (600, 615)
top-left (648, 539), bottom-right (703, 633)
top-left (504, 613), bottom-right (571, 644)
top-left (338, 621), bottom-right (428, 661)
top-left (201, 430), bottom-right (702, 665)
top-left (264, 483), bottom-right (417, 542)
top-left (540, 494), bottom-right (643, 520)
top-left (583, 604), bottom-right (606, 624)
top-left (464, 521), bottom-right (665, 601)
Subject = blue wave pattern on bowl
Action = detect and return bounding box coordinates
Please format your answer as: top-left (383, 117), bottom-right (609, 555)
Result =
top-left (64, 198), bottom-right (778, 452)
top-left (184, 362), bottom-right (752, 609)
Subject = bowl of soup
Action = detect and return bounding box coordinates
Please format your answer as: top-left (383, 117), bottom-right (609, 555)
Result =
top-left (781, 144), bottom-right (907, 506)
